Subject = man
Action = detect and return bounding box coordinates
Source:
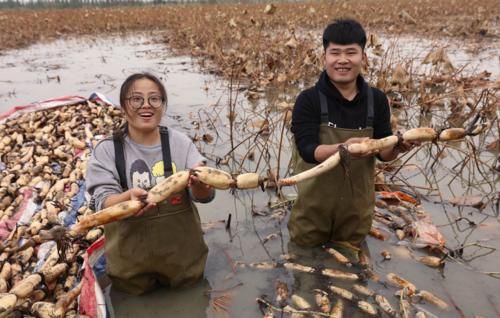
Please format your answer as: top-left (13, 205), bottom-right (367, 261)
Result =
top-left (289, 19), bottom-right (410, 257)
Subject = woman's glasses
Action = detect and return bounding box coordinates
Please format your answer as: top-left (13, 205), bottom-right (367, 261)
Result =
top-left (126, 95), bottom-right (164, 110)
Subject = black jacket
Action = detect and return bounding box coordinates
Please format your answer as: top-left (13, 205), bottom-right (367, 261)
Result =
top-left (291, 71), bottom-right (392, 164)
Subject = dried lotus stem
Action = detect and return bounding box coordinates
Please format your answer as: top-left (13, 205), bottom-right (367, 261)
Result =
top-left (471, 123), bottom-right (490, 135)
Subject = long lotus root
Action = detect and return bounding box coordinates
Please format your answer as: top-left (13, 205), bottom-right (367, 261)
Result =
top-left (71, 200), bottom-right (144, 233)
top-left (279, 125), bottom-right (487, 186)
top-left (69, 125), bottom-right (488, 232)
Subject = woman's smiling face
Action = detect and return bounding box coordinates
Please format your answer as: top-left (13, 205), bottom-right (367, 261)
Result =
top-left (124, 78), bottom-right (165, 133)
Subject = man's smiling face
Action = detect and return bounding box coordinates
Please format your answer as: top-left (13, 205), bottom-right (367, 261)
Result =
top-left (323, 42), bottom-right (366, 85)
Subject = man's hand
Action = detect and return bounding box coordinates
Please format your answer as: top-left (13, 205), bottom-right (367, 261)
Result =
top-left (378, 136), bottom-right (420, 161)
top-left (344, 137), bottom-right (370, 145)
top-left (314, 137), bottom-right (372, 162)
top-left (344, 137), bottom-right (376, 158)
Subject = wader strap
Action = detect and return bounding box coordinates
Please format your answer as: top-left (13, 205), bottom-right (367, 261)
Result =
top-left (318, 89), bottom-right (330, 125)
top-left (317, 84), bottom-right (373, 128)
top-left (114, 126), bottom-right (174, 190)
top-left (113, 133), bottom-right (128, 191)
top-left (159, 126), bottom-right (173, 177)
top-left (366, 85), bottom-right (374, 128)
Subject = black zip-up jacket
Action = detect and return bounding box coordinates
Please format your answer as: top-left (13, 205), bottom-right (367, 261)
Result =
top-left (291, 71), bottom-right (393, 164)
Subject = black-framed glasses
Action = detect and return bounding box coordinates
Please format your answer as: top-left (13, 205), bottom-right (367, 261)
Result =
top-left (126, 95), bottom-right (164, 110)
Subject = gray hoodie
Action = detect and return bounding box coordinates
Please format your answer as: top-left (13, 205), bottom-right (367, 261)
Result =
top-left (86, 127), bottom-right (206, 211)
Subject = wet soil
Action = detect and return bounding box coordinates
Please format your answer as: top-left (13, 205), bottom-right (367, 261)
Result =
top-left (0, 0), bottom-right (498, 52)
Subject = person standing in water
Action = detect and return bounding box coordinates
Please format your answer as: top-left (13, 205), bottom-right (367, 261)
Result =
top-left (86, 72), bottom-right (214, 295)
top-left (289, 19), bottom-right (412, 259)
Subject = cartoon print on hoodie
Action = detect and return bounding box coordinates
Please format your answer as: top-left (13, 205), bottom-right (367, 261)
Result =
top-left (130, 159), bottom-right (152, 189)
top-left (151, 160), bottom-right (177, 184)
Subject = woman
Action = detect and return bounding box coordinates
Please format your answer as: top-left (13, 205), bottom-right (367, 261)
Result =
top-left (86, 72), bottom-right (214, 295)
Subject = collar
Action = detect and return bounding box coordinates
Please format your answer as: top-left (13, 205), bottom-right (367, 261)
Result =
top-left (317, 71), bottom-right (366, 104)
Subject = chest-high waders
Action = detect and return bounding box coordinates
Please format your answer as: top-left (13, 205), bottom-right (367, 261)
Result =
top-left (288, 84), bottom-right (375, 249)
top-left (105, 126), bottom-right (208, 295)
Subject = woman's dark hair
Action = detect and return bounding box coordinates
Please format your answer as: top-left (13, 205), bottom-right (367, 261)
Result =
top-left (114, 72), bottom-right (167, 139)
top-left (322, 19), bottom-right (367, 50)
top-left (119, 72), bottom-right (168, 111)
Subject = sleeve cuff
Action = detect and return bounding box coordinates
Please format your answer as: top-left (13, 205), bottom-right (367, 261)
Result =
top-left (189, 188), bottom-right (216, 203)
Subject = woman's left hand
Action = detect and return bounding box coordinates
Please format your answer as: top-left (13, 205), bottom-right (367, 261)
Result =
top-left (189, 162), bottom-right (214, 200)
top-left (395, 140), bottom-right (420, 153)
top-left (189, 175), bottom-right (212, 190)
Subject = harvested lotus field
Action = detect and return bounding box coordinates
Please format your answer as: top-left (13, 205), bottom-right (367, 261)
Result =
top-left (0, 1), bottom-right (499, 318)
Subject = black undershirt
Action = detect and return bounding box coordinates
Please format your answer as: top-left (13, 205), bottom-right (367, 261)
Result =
top-left (291, 71), bottom-right (393, 164)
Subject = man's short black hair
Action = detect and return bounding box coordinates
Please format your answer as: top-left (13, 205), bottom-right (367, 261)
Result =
top-left (322, 19), bottom-right (367, 50)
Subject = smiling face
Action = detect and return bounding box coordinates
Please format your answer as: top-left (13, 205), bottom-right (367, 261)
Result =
top-left (123, 78), bottom-right (165, 134)
top-left (323, 42), bottom-right (366, 86)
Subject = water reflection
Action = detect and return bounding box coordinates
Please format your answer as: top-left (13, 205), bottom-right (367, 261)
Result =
top-left (0, 33), bottom-right (221, 117)
top-left (107, 279), bottom-right (211, 318)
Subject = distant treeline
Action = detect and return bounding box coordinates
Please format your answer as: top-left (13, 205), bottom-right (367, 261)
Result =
top-left (0, 0), bottom-right (242, 9)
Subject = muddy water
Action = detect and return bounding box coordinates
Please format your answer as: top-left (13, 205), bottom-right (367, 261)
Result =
top-left (0, 33), bottom-right (499, 318)
top-left (0, 32), bottom-right (220, 113)
top-left (375, 33), bottom-right (500, 78)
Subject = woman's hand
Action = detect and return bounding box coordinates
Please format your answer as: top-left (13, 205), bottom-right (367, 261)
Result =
top-left (188, 162), bottom-right (215, 201)
top-left (128, 187), bottom-right (148, 201)
top-left (128, 188), bottom-right (156, 216)
top-left (394, 139), bottom-right (420, 153)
